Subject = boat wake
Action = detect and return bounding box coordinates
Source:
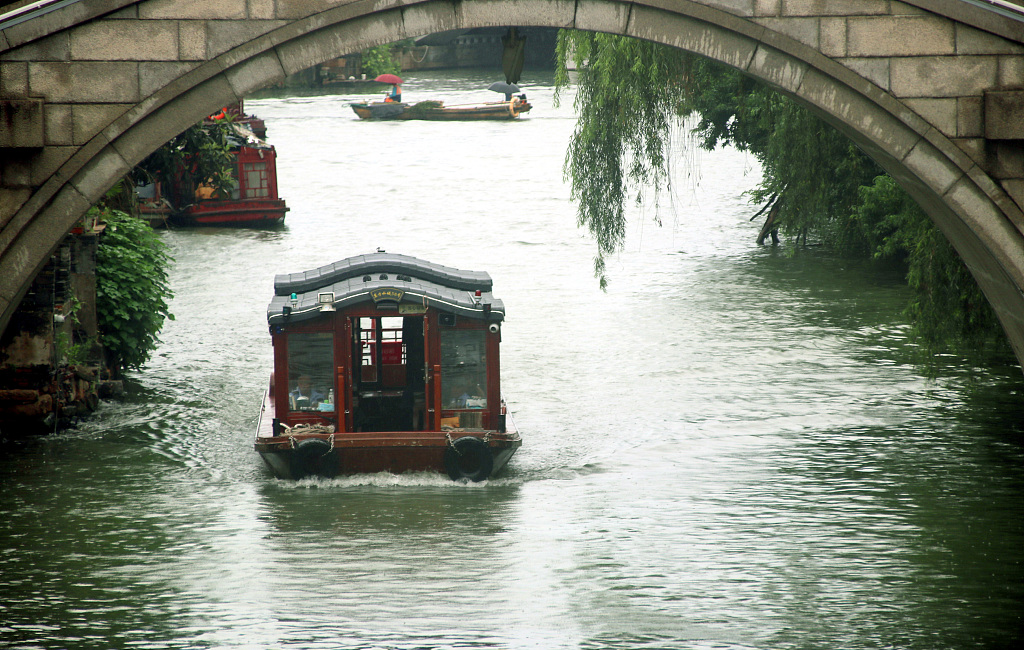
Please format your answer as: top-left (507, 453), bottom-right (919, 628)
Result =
top-left (272, 470), bottom-right (523, 489)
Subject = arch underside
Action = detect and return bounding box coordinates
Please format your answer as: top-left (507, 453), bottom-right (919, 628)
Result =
top-left (4, 0), bottom-right (1024, 365)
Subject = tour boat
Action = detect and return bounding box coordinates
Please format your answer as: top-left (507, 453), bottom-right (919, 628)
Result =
top-left (254, 252), bottom-right (522, 481)
top-left (350, 97), bottom-right (531, 121)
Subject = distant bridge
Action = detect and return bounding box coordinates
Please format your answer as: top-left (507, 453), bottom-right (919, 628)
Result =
top-left (2, 0), bottom-right (1024, 364)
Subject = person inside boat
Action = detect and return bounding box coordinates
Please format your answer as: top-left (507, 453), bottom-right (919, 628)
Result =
top-left (290, 375), bottom-right (325, 409)
top-left (384, 84), bottom-right (401, 103)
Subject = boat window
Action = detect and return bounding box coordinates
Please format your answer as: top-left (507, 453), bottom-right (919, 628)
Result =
top-left (358, 317), bottom-right (377, 382)
top-left (287, 332), bottom-right (334, 412)
top-left (243, 161), bottom-right (270, 198)
top-left (380, 317), bottom-right (405, 387)
top-left (441, 329), bottom-right (486, 409)
top-left (358, 317), bottom-right (407, 386)
top-left (380, 317), bottom-right (405, 363)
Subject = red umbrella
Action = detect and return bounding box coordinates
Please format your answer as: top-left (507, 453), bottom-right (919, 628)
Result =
top-left (374, 74), bottom-right (403, 84)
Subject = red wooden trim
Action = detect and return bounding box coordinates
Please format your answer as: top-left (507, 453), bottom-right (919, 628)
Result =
top-left (271, 330), bottom-right (289, 424)
top-left (433, 363), bottom-right (442, 430)
top-left (336, 365), bottom-right (347, 432)
top-left (339, 316), bottom-right (353, 433)
top-left (487, 328), bottom-right (500, 430)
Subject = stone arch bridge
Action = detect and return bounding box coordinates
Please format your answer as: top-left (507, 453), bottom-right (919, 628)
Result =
top-left (2, 0), bottom-right (1024, 364)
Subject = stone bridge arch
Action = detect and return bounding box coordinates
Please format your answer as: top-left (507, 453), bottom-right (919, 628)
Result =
top-left (2, 0), bottom-right (1024, 364)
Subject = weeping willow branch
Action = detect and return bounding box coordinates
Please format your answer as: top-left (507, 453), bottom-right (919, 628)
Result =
top-left (555, 31), bottom-right (690, 288)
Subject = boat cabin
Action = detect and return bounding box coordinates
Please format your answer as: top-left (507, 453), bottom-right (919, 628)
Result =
top-left (266, 253), bottom-right (506, 436)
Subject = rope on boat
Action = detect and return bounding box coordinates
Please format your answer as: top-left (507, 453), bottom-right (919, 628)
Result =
top-left (446, 430), bottom-right (491, 453)
top-left (284, 422), bottom-right (336, 449)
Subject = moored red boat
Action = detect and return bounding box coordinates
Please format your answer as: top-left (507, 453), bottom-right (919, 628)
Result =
top-left (138, 122), bottom-right (288, 228)
top-left (174, 124), bottom-right (287, 227)
top-left (254, 252), bottom-right (522, 481)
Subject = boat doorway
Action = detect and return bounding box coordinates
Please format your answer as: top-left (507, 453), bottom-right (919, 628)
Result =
top-left (351, 315), bottom-right (426, 432)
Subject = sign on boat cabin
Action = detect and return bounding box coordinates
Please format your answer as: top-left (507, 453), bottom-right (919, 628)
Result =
top-left (256, 253), bottom-right (520, 481)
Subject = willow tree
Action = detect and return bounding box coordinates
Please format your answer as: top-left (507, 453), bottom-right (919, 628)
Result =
top-left (554, 30), bottom-right (1010, 359)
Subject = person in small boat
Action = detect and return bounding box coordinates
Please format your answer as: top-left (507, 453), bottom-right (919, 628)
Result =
top-left (384, 84), bottom-right (401, 103)
top-left (290, 375), bottom-right (325, 408)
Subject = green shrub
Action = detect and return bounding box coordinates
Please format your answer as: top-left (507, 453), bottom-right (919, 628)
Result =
top-left (361, 44), bottom-right (400, 78)
top-left (94, 207), bottom-right (174, 375)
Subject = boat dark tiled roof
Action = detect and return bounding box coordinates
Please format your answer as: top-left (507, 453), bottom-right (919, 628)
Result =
top-left (274, 252), bottom-right (492, 295)
top-left (267, 253), bottom-right (503, 326)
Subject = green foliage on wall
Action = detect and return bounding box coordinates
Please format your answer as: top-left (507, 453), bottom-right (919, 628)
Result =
top-left (361, 44), bottom-right (401, 79)
top-left (94, 206), bottom-right (174, 375)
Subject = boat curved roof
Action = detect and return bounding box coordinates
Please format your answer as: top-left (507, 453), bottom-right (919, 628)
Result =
top-left (274, 252), bottom-right (492, 296)
top-left (267, 253), bottom-right (503, 326)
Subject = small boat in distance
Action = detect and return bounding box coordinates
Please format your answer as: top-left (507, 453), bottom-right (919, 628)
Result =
top-left (351, 96), bottom-right (532, 121)
top-left (254, 252), bottom-right (522, 481)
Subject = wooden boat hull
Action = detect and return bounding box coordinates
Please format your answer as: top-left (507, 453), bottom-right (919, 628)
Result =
top-left (351, 99), bottom-right (531, 121)
top-left (254, 392), bottom-right (521, 480)
top-left (172, 198), bottom-right (289, 227)
top-left (255, 432), bottom-right (521, 480)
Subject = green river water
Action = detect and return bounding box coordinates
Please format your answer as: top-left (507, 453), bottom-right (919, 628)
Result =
top-left (1, 70), bottom-right (1022, 649)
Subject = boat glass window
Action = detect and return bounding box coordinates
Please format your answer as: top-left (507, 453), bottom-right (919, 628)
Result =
top-left (358, 317), bottom-right (377, 382)
top-left (441, 329), bottom-right (486, 409)
top-left (380, 319), bottom-right (403, 360)
top-left (381, 317), bottom-right (405, 364)
top-left (243, 162), bottom-right (269, 198)
top-left (380, 317), bottom-right (406, 387)
top-left (287, 332), bottom-right (334, 412)
top-left (358, 317), bottom-right (407, 386)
